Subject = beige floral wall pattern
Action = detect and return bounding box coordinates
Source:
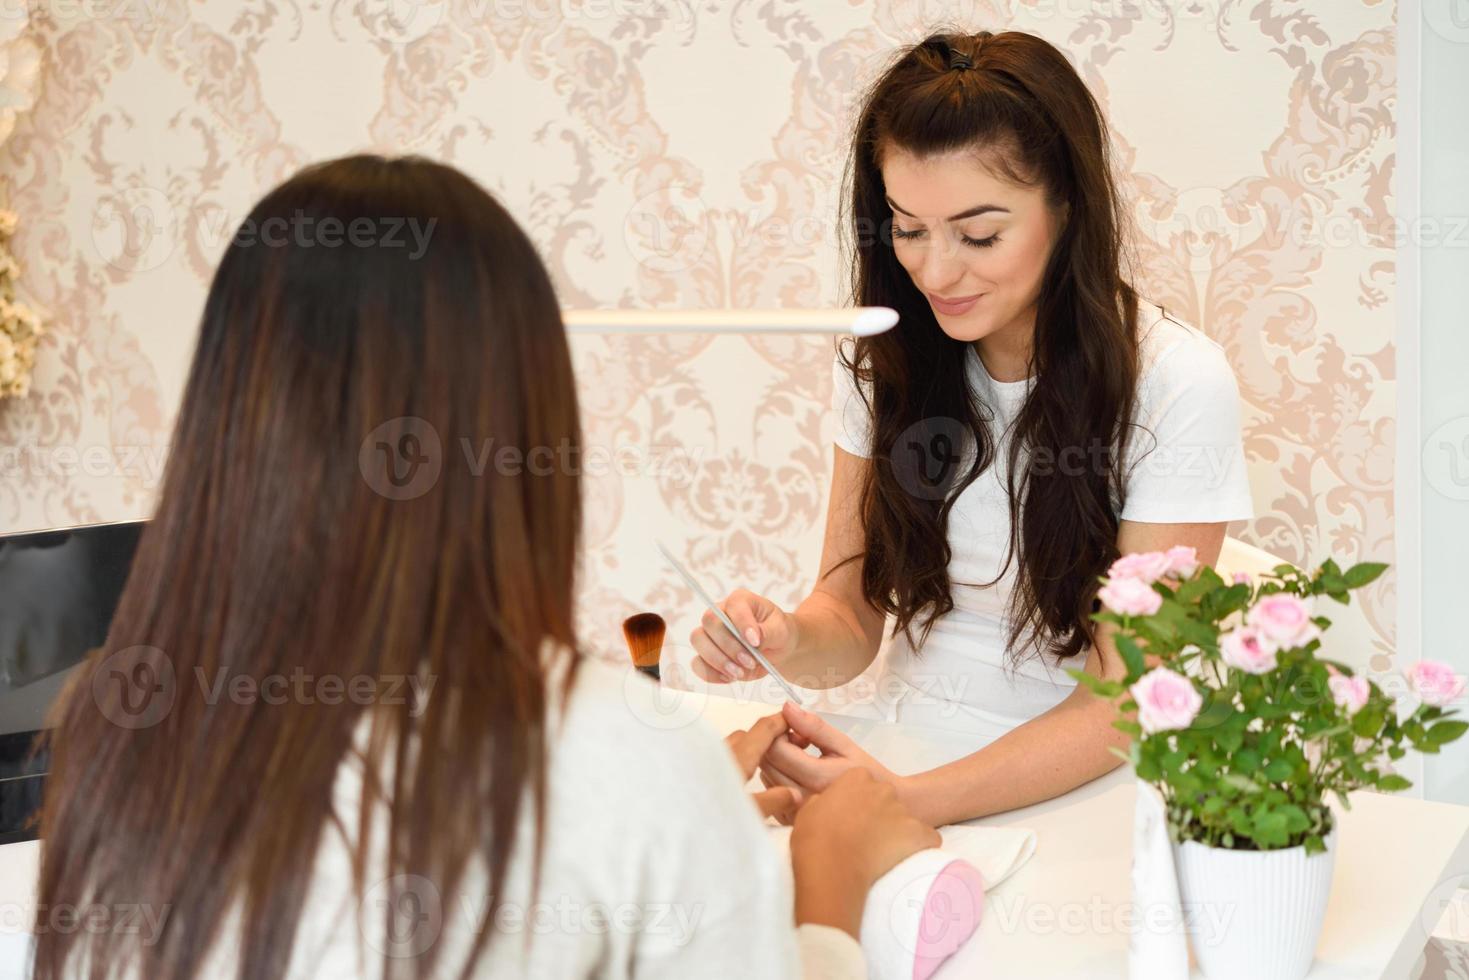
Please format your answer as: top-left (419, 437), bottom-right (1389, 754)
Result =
top-left (0, 0), bottom-right (1396, 674)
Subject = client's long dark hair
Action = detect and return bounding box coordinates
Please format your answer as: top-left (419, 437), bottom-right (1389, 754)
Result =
top-left (34, 155), bottom-right (583, 980)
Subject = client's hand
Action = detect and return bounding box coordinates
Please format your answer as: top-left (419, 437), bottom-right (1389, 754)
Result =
top-left (724, 710), bottom-right (804, 823)
top-left (789, 769), bottom-right (941, 939)
top-left (759, 702), bottom-right (900, 796)
top-left (690, 589), bottom-right (797, 683)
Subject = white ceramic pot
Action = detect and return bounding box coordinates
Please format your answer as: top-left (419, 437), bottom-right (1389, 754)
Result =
top-left (1172, 824), bottom-right (1337, 980)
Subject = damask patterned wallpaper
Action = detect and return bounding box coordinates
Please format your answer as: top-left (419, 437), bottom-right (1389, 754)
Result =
top-left (0, 0), bottom-right (1397, 672)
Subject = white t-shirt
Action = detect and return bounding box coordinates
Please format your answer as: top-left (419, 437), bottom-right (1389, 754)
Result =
top-left (832, 302), bottom-right (1253, 737)
top-left (178, 656), bottom-right (864, 979)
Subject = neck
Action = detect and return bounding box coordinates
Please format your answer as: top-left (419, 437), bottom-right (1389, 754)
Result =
top-left (974, 306), bottom-right (1036, 383)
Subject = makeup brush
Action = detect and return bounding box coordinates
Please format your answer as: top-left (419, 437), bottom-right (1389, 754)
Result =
top-left (622, 612), bottom-right (666, 681)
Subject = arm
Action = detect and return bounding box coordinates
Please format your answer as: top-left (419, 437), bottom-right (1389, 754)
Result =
top-left (690, 445), bottom-right (887, 689)
top-left (761, 521), bottom-right (1229, 827)
top-left (897, 520), bottom-right (1228, 826)
top-left (781, 446), bottom-right (887, 687)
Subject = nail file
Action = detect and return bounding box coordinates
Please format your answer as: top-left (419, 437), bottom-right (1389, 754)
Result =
top-left (655, 540), bottom-right (806, 706)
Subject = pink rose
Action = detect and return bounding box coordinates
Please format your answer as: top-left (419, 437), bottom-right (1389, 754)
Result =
top-left (1131, 667), bottom-right (1203, 734)
top-left (1404, 660), bottom-right (1466, 708)
top-left (1108, 551), bottom-right (1172, 584)
top-left (1246, 594), bottom-right (1321, 649)
top-left (1328, 673), bottom-right (1370, 714)
top-left (1232, 572), bottom-right (1252, 586)
top-left (1099, 576), bottom-right (1163, 617)
top-left (1164, 545), bottom-right (1199, 578)
top-left (1219, 626), bottom-right (1279, 675)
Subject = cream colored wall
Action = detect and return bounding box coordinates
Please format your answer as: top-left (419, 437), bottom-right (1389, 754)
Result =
top-left (0, 1), bottom-right (1397, 671)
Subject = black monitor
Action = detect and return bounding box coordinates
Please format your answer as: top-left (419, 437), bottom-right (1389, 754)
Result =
top-left (0, 520), bottom-right (145, 843)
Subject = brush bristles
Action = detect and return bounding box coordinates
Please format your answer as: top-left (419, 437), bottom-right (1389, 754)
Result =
top-left (622, 612), bottom-right (666, 669)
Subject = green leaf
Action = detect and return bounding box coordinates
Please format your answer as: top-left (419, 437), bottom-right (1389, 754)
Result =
top-left (1221, 773), bottom-right (1259, 794)
top-left (1278, 804), bottom-right (1310, 833)
top-left (1377, 774), bottom-right (1413, 792)
top-left (1264, 757), bottom-right (1294, 782)
top-left (1352, 704), bottom-right (1386, 739)
top-left (1426, 720), bottom-right (1469, 747)
top-left (1252, 809), bottom-right (1289, 846)
top-left (1115, 634), bottom-right (1147, 679)
top-left (1342, 562), bottom-right (1389, 589)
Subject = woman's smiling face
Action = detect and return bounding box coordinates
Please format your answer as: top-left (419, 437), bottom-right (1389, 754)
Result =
top-left (881, 145), bottom-right (1062, 344)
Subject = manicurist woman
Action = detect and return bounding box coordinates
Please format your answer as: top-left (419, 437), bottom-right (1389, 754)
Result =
top-left (692, 31), bottom-right (1253, 826)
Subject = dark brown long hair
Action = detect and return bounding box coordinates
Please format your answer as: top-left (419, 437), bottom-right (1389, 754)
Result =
top-left (33, 155), bottom-right (583, 979)
top-left (841, 30), bottom-right (1140, 665)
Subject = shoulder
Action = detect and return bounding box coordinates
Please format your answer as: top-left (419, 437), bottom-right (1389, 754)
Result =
top-left (553, 656), bottom-right (751, 812)
top-left (1134, 301), bottom-right (1239, 401)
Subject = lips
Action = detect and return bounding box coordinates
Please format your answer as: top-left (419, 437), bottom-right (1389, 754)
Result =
top-left (927, 292), bottom-right (983, 316)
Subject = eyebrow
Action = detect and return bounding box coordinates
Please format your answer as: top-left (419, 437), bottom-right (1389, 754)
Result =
top-left (886, 196), bottom-right (1010, 221)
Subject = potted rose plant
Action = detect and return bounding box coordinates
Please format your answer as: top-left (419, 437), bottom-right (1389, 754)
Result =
top-left (1069, 548), bottom-right (1466, 980)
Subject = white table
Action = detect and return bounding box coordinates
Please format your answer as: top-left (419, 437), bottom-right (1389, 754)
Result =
top-left (2, 688), bottom-right (1465, 979)
top-left (682, 687), bottom-right (1469, 980)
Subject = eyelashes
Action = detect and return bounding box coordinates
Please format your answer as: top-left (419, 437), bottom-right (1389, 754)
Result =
top-left (891, 227), bottom-right (1000, 249)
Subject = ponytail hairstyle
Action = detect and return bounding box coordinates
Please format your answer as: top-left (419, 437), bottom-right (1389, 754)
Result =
top-left (840, 30), bottom-right (1140, 665)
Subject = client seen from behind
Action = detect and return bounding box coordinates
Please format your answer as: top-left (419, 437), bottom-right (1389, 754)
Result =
top-left (32, 154), bottom-right (936, 980)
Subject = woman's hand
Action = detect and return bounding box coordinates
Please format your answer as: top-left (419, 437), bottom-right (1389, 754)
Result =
top-left (759, 701), bottom-right (903, 798)
top-left (789, 768), bottom-right (941, 938)
top-left (690, 589), bottom-right (799, 684)
top-left (724, 710), bottom-right (804, 823)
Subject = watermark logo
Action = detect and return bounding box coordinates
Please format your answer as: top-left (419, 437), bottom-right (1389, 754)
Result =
top-left (882, 864), bottom-right (982, 956)
top-left (1425, 0), bottom-right (1469, 43)
top-left (1424, 416), bottom-right (1469, 502)
top-left (91, 185), bottom-right (177, 274)
top-left (1419, 873), bottom-right (1469, 941)
top-left (622, 654), bottom-right (709, 731)
top-left (361, 874), bottom-right (444, 959)
top-left (623, 181), bottom-right (712, 275)
top-left (360, 416), bottom-right (444, 501)
top-left (91, 645), bottom-right (176, 730)
top-left (890, 416), bottom-right (969, 502)
top-left (1134, 186), bottom-right (1250, 275)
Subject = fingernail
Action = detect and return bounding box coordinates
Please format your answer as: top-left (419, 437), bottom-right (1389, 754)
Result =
top-left (744, 627), bottom-right (761, 647)
top-left (739, 653), bottom-right (756, 669)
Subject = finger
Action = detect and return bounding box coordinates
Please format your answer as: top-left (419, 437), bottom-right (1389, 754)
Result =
top-left (758, 760), bottom-right (804, 792)
top-left (699, 609), bottom-right (759, 674)
top-left (726, 713), bottom-right (788, 776)
top-left (689, 627), bottom-right (741, 682)
top-left (753, 787), bottom-right (803, 822)
top-left (763, 734), bottom-right (825, 785)
top-left (721, 590), bottom-right (771, 650)
top-left (781, 702), bottom-right (852, 754)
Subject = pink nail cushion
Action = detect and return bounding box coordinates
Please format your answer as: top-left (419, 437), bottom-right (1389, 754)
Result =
top-left (912, 859), bottom-right (985, 980)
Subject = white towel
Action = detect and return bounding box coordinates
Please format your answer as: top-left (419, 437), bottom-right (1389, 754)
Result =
top-left (766, 821), bottom-right (1037, 891)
